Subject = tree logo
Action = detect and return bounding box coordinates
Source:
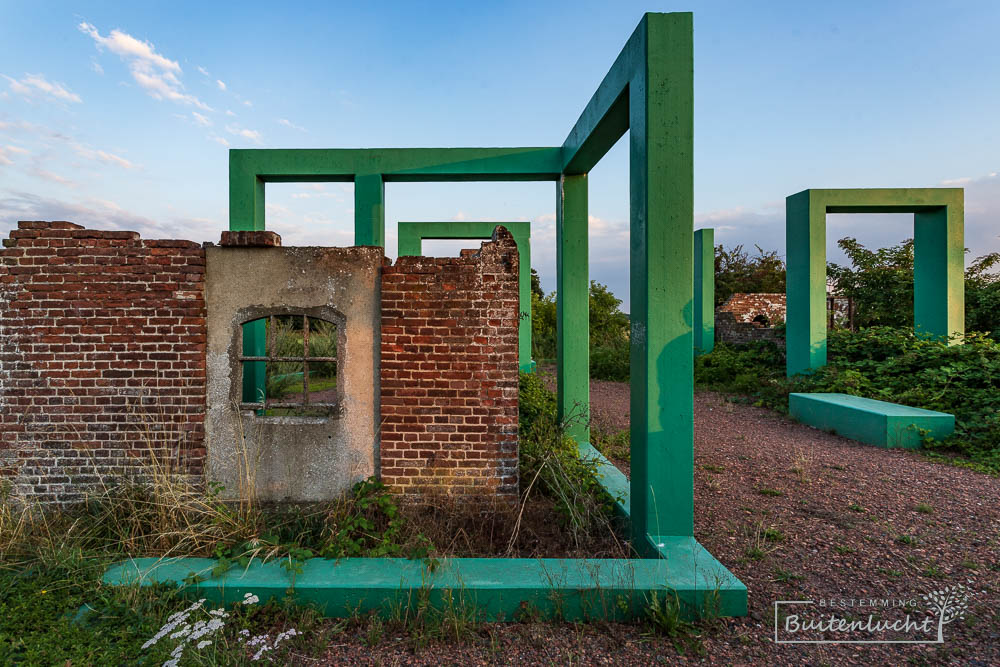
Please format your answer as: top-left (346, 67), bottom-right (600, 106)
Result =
top-left (922, 582), bottom-right (972, 643)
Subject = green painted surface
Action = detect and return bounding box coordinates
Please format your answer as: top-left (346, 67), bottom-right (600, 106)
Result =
top-left (578, 441), bottom-right (630, 518)
top-left (785, 188), bottom-right (964, 376)
top-left (354, 173), bottom-right (385, 247)
top-left (693, 228), bottom-right (714, 354)
top-left (557, 174), bottom-right (590, 443)
top-left (103, 548), bottom-right (745, 621)
top-left (789, 392), bottom-right (955, 449)
top-left (625, 13), bottom-right (695, 544)
top-left (398, 221), bottom-right (532, 371)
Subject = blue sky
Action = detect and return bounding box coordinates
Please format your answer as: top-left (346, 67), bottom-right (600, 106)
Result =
top-left (2, 1), bottom-right (998, 308)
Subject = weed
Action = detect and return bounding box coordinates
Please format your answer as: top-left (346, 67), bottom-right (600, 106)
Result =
top-left (915, 503), bottom-right (934, 514)
top-left (848, 503), bottom-right (866, 513)
top-left (834, 545), bottom-right (855, 555)
top-left (896, 534), bottom-right (918, 546)
top-left (757, 487), bottom-right (784, 497)
top-left (772, 567), bottom-right (804, 583)
top-left (701, 464), bottom-right (725, 474)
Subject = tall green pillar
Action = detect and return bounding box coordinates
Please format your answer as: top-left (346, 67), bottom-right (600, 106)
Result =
top-left (785, 190), bottom-right (828, 376)
top-left (629, 12), bottom-right (694, 544)
top-left (914, 206), bottom-right (964, 339)
top-left (556, 174), bottom-right (589, 444)
top-left (693, 228), bottom-right (714, 355)
top-left (355, 173), bottom-right (385, 247)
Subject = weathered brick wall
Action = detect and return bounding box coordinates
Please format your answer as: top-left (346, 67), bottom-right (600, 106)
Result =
top-left (715, 292), bottom-right (787, 346)
top-left (379, 227), bottom-right (520, 500)
top-left (0, 221), bottom-right (206, 503)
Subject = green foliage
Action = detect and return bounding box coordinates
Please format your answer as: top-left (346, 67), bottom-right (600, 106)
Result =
top-left (529, 279), bottom-right (631, 381)
top-left (517, 372), bottom-right (621, 549)
top-left (829, 237), bottom-right (1000, 338)
top-left (714, 243), bottom-right (786, 307)
top-left (828, 237), bottom-right (915, 328)
top-left (694, 340), bottom-right (787, 403)
top-left (319, 478), bottom-right (431, 559)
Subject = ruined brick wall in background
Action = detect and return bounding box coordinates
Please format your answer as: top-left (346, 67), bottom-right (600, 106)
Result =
top-left (715, 292), bottom-right (787, 346)
top-left (379, 227), bottom-right (520, 500)
top-left (0, 222), bottom-right (206, 503)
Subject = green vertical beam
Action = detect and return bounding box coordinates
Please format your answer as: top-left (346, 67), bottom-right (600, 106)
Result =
top-left (556, 174), bottom-right (589, 444)
top-left (629, 12), bottom-right (694, 545)
top-left (355, 173), bottom-right (385, 247)
top-left (228, 152), bottom-right (267, 403)
top-left (515, 233), bottom-right (533, 372)
top-left (693, 228), bottom-right (714, 355)
top-left (914, 205), bottom-right (964, 339)
top-left (785, 190), bottom-right (828, 376)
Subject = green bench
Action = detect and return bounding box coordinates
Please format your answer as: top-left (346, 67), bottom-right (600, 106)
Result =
top-left (788, 393), bottom-right (954, 449)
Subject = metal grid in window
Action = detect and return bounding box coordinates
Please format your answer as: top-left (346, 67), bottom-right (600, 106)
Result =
top-left (238, 314), bottom-right (339, 413)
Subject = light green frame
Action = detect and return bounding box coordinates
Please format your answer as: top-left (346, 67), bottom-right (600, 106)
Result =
top-left (398, 221), bottom-right (533, 372)
top-left (227, 12), bottom-right (745, 617)
top-left (785, 188), bottom-right (964, 376)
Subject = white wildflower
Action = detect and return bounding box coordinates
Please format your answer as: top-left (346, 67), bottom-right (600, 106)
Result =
top-left (242, 592), bottom-right (260, 605)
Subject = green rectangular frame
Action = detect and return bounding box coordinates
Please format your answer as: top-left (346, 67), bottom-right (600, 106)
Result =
top-left (226, 12), bottom-right (746, 618)
top-left (785, 188), bottom-right (964, 376)
top-left (398, 221), bottom-right (533, 372)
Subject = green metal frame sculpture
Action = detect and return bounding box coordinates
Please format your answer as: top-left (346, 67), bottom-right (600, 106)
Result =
top-left (785, 188), bottom-right (964, 376)
top-left (226, 12), bottom-right (746, 617)
top-left (397, 221), bottom-right (533, 372)
top-left (693, 228), bottom-right (714, 355)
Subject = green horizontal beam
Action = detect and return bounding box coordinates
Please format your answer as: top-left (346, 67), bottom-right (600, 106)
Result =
top-left (104, 551), bottom-right (745, 622)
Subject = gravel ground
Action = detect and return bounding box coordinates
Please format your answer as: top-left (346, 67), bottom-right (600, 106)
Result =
top-left (312, 376), bottom-right (999, 665)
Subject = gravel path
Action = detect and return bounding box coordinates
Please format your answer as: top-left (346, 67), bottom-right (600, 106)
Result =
top-left (315, 376), bottom-right (999, 665)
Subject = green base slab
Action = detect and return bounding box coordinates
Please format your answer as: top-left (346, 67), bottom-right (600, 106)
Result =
top-left (789, 392), bottom-right (955, 449)
top-left (104, 547), bottom-right (745, 622)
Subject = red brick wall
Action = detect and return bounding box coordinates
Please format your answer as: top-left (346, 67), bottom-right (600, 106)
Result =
top-left (379, 227), bottom-right (520, 499)
top-left (0, 221), bottom-right (206, 503)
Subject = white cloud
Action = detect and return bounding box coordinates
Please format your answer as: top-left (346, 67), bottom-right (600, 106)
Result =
top-left (4, 73), bottom-right (82, 103)
top-left (192, 111), bottom-right (211, 127)
top-left (216, 79), bottom-right (226, 91)
top-left (225, 109), bottom-right (236, 116)
top-left (5, 145), bottom-right (29, 155)
top-left (72, 143), bottom-right (137, 170)
top-left (225, 124), bottom-right (261, 144)
top-left (941, 177), bottom-right (973, 186)
top-left (242, 100), bottom-right (252, 107)
top-left (277, 118), bottom-right (306, 132)
top-left (78, 22), bottom-right (210, 110)
top-left (211, 135), bottom-right (230, 147)
top-left (197, 66), bottom-right (210, 77)
top-left (32, 169), bottom-right (79, 187)
top-left (0, 191), bottom-right (220, 242)
top-left (91, 60), bottom-right (104, 75)
top-left (0, 148), bottom-right (12, 166)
